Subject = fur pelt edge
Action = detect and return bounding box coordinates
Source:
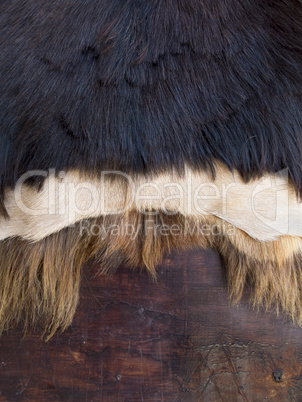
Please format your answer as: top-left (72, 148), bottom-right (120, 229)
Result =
top-left (0, 211), bottom-right (301, 340)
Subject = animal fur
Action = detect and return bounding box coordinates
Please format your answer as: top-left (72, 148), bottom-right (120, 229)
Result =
top-left (1, 164), bottom-right (301, 338)
top-left (1, 162), bottom-right (301, 242)
top-left (0, 211), bottom-right (301, 340)
top-left (0, 0), bottom-right (302, 210)
top-left (1, 1), bottom-right (302, 337)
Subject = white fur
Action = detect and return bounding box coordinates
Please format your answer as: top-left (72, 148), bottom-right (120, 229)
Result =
top-left (0, 162), bottom-right (301, 242)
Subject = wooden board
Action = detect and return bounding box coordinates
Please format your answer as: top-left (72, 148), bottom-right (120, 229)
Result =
top-left (0, 248), bottom-right (302, 401)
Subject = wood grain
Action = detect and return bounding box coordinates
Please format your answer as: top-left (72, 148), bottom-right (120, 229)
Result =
top-left (0, 248), bottom-right (302, 401)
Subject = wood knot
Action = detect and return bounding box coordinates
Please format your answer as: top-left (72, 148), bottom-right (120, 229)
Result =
top-left (273, 369), bottom-right (283, 383)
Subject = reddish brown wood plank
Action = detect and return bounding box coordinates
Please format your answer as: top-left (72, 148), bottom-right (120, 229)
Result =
top-left (0, 249), bottom-right (302, 401)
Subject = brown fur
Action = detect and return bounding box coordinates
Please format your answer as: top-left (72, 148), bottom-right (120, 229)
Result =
top-left (221, 239), bottom-right (302, 323)
top-left (0, 211), bottom-right (301, 339)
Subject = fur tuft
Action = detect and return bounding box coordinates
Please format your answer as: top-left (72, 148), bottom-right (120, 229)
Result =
top-left (0, 212), bottom-right (301, 339)
top-left (221, 239), bottom-right (302, 324)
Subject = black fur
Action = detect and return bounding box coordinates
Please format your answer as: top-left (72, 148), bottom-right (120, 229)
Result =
top-left (1, 0), bottom-right (302, 206)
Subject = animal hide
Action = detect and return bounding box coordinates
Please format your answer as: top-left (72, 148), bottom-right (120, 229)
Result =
top-left (0, 0), bottom-right (302, 338)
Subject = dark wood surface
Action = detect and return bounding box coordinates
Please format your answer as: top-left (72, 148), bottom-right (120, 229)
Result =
top-left (0, 248), bottom-right (302, 401)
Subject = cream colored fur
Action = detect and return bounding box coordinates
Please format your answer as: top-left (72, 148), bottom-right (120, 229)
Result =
top-left (0, 162), bottom-right (301, 242)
